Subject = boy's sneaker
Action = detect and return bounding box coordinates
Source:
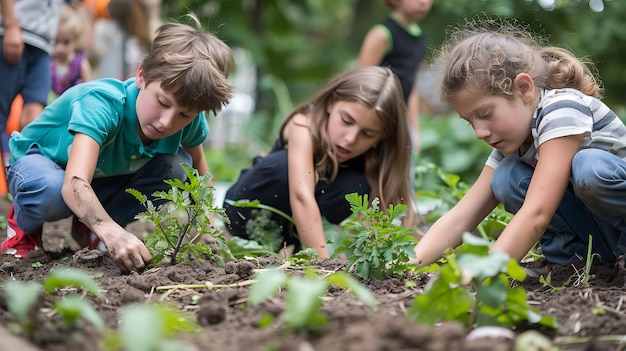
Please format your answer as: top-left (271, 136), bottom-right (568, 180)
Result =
top-left (1, 205), bottom-right (43, 258)
top-left (71, 216), bottom-right (106, 251)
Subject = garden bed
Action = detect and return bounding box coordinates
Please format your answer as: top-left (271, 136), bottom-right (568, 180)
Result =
top-left (0, 196), bottom-right (625, 351)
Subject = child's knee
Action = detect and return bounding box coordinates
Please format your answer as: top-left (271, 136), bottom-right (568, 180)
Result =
top-left (490, 157), bottom-right (532, 204)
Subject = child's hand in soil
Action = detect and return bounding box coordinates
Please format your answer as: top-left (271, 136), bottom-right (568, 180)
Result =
top-left (103, 229), bottom-right (153, 274)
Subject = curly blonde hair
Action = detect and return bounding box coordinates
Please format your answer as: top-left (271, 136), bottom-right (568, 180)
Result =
top-left (434, 15), bottom-right (601, 103)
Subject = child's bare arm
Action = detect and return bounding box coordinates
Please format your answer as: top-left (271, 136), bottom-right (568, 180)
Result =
top-left (411, 165), bottom-right (499, 267)
top-left (491, 135), bottom-right (582, 261)
top-left (62, 133), bottom-right (152, 273)
top-left (286, 118), bottom-right (329, 258)
top-left (357, 26), bottom-right (387, 67)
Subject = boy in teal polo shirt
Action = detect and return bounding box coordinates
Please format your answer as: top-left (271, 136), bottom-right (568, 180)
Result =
top-left (1, 14), bottom-right (234, 273)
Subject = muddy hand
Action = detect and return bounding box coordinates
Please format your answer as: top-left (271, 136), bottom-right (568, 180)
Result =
top-left (107, 231), bottom-right (153, 274)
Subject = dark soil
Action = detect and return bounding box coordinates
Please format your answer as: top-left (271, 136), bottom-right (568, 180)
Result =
top-left (0, 196), bottom-right (625, 351)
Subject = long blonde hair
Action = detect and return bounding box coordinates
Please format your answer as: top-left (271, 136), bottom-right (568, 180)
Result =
top-left (435, 16), bottom-right (601, 102)
top-left (280, 66), bottom-right (416, 225)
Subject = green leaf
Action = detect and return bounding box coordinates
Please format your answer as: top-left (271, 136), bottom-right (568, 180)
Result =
top-left (506, 259), bottom-right (528, 282)
top-left (226, 236), bottom-right (276, 259)
top-left (225, 199), bottom-right (294, 224)
top-left (408, 283), bottom-right (473, 325)
top-left (44, 268), bottom-right (101, 296)
top-left (327, 272), bottom-right (378, 308)
top-left (281, 277), bottom-right (328, 329)
top-left (119, 303), bottom-right (197, 351)
top-left (456, 250), bottom-right (510, 282)
top-left (248, 269), bottom-right (288, 305)
top-left (54, 295), bottom-right (107, 333)
top-left (475, 276), bottom-right (507, 309)
top-left (4, 280), bottom-right (41, 324)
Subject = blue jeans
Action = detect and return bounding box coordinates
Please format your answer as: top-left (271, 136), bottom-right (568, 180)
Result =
top-left (7, 148), bottom-right (192, 233)
top-left (491, 149), bottom-right (626, 265)
top-left (0, 44), bottom-right (51, 131)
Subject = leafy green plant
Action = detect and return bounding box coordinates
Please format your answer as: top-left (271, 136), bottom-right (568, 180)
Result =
top-left (245, 209), bottom-right (284, 252)
top-left (248, 267), bottom-right (378, 337)
top-left (4, 267), bottom-right (105, 339)
top-left (333, 193), bottom-right (418, 280)
top-left (408, 233), bottom-right (557, 329)
top-left (127, 163), bottom-right (233, 266)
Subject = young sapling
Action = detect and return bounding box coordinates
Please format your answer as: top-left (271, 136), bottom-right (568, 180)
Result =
top-left (127, 163), bottom-right (233, 266)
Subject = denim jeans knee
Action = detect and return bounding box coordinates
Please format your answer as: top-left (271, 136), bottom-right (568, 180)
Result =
top-left (7, 153), bottom-right (72, 232)
top-left (491, 156), bottom-right (533, 213)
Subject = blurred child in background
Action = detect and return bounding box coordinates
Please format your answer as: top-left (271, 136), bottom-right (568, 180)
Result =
top-left (50, 3), bottom-right (93, 100)
top-left (357, 0), bottom-right (432, 154)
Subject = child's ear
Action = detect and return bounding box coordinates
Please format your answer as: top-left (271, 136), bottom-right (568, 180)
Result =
top-left (514, 73), bottom-right (535, 103)
top-left (135, 65), bottom-right (144, 87)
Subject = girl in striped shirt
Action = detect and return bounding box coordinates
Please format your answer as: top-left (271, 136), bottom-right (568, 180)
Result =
top-left (411, 18), bottom-right (626, 276)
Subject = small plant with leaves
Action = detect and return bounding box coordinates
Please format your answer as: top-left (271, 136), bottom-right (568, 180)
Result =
top-left (248, 267), bottom-right (378, 337)
top-left (538, 234), bottom-right (599, 290)
top-left (333, 193), bottom-right (418, 280)
top-left (127, 163), bottom-right (233, 266)
top-left (4, 267), bottom-right (106, 340)
top-left (408, 233), bottom-right (557, 329)
top-left (245, 208), bottom-right (284, 252)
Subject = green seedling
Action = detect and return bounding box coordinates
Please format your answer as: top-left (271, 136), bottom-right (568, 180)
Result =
top-left (4, 267), bottom-right (105, 340)
top-left (333, 193), bottom-right (418, 280)
top-left (55, 295), bottom-right (107, 334)
top-left (408, 233), bottom-right (557, 329)
top-left (538, 272), bottom-right (571, 292)
top-left (248, 267), bottom-right (378, 337)
top-left (103, 303), bottom-right (199, 351)
top-left (4, 280), bottom-right (42, 339)
top-left (127, 163), bottom-right (233, 266)
top-left (575, 234), bottom-right (599, 287)
top-left (538, 235), bottom-right (598, 290)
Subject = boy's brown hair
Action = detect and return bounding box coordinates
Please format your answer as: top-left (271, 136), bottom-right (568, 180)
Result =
top-left (141, 14), bottom-right (234, 115)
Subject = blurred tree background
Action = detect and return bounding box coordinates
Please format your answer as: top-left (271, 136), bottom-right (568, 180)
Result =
top-left (159, 0), bottom-right (626, 183)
